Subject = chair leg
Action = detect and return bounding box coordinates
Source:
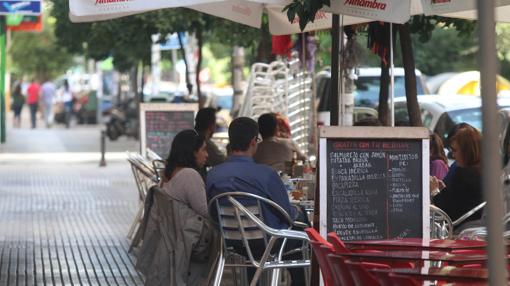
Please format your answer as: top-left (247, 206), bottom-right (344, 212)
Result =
top-left (213, 251), bottom-right (226, 286)
top-left (270, 268), bottom-right (281, 286)
top-left (127, 202), bottom-right (143, 239)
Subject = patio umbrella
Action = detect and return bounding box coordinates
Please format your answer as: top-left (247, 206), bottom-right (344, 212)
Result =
top-left (69, 0), bottom-right (374, 35)
top-left (325, 0), bottom-right (510, 24)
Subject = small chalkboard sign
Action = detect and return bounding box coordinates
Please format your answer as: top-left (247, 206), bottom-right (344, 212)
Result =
top-left (319, 126), bottom-right (430, 241)
top-left (140, 103), bottom-right (197, 159)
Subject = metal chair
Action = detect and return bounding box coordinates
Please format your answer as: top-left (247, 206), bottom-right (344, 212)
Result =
top-left (430, 202), bottom-right (487, 239)
top-left (452, 201), bottom-right (487, 229)
top-left (430, 205), bottom-right (453, 239)
top-left (126, 154), bottom-right (158, 242)
top-left (209, 192), bottom-right (310, 286)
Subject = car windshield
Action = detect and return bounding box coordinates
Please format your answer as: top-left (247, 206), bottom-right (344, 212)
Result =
top-left (354, 76), bottom-right (426, 107)
top-left (446, 108), bottom-right (483, 130)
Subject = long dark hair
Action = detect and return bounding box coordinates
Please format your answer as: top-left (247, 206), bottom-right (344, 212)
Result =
top-left (164, 129), bottom-right (205, 179)
top-left (430, 132), bottom-right (448, 164)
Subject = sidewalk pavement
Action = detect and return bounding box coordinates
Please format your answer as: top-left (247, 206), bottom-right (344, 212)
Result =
top-left (1, 106), bottom-right (139, 163)
top-left (0, 108), bottom-right (145, 285)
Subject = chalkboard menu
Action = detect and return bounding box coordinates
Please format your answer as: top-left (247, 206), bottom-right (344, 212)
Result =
top-left (140, 103), bottom-right (197, 159)
top-left (319, 127), bottom-right (430, 241)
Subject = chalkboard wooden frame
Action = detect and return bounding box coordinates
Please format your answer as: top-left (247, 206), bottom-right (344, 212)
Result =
top-left (318, 126), bottom-right (430, 241)
top-left (140, 103), bottom-right (198, 159)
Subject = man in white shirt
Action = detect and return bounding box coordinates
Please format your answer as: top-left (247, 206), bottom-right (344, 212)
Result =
top-left (40, 80), bottom-right (57, 128)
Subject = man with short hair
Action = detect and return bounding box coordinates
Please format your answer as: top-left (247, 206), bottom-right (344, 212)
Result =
top-left (195, 108), bottom-right (226, 178)
top-left (254, 113), bottom-right (306, 172)
top-left (206, 117), bottom-right (305, 286)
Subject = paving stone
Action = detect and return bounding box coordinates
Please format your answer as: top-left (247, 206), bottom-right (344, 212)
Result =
top-left (0, 162), bottom-right (144, 285)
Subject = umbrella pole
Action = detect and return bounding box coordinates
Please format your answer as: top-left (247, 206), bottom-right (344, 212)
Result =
top-left (339, 15), bottom-right (344, 126)
top-left (478, 1), bottom-right (508, 285)
top-left (390, 23), bottom-right (394, 127)
top-left (330, 15), bottom-right (340, 126)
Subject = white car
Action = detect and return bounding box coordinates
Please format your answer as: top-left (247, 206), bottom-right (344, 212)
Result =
top-left (395, 95), bottom-right (510, 146)
top-left (316, 67), bottom-right (429, 125)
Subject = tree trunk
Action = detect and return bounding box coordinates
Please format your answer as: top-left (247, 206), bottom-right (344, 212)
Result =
top-left (196, 26), bottom-right (204, 108)
top-left (256, 24), bottom-right (274, 63)
top-left (231, 46), bottom-right (244, 118)
top-left (178, 32), bottom-right (193, 96)
top-left (378, 59), bottom-right (390, 126)
top-left (399, 23), bottom-right (422, 126)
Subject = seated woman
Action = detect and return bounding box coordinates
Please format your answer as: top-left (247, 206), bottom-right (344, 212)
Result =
top-left (430, 132), bottom-right (449, 180)
top-left (431, 127), bottom-right (483, 226)
top-left (162, 129), bottom-right (209, 217)
top-left (137, 129), bottom-right (216, 286)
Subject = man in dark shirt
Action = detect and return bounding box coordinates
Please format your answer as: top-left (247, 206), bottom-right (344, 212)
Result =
top-left (195, 108), bottom-right (226, 178)
top-left (206, 117), bottom-right (296, 228)
top-left (206, 117), bottom-right (305, 286)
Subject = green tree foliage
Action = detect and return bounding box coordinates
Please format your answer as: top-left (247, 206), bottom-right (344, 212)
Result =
top-left (50, 0), bottom-right (264, 72)
top-left (10, 14), bottom-right (74, 80)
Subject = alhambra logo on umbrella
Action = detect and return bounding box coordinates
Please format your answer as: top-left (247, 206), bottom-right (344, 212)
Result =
top-left (343, 0), bottom-right (387, 10)
top-left (95, 0), bottom-right (132, 5)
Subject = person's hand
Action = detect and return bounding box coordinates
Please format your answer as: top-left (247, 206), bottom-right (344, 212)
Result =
top-left (430, 176), bottom-right (445, 196)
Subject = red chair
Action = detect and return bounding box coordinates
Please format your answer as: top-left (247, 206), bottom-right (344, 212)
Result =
top-left (327, 231), bottom-right (350, 253)
top-left (344, 260), bottom-right (390, 286)
top-left (327, 231), bottom-right (414, 268)
top-left (327, 254), bottom-right (356, 286)
top-left (305, 228), bottom-right (335, 286)
top-left (388, 273), bottom-right (421, 286)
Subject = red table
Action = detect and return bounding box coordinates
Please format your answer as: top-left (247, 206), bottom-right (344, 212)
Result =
top-left (338, 250), bottom-right (489, 265)
top-left (369, 266), bottom-right (499, 284)
top-left (345, 238), bottom-right (487, 252)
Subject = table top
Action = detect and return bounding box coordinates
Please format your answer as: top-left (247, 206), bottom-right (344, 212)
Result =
top-left (338, 250), bottom-right (488, 264)
top-left (369, 266), bottom-right (492, 282)
top-left (345, 238), bottom-right (487, 251)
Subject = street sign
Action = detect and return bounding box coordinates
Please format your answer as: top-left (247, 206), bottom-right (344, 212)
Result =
top-left (0, 1), bottom-right (41, 15)
top-left (7, 15), bottom-right (41, 31)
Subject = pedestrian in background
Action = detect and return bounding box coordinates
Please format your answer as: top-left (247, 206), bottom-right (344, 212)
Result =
top-left (11, 82), bottom-right (24, 128)
top-left (40, 79), bottom-right (56, 128)
top-left (61, 79), bottom-right (73, 128)
top-left (26, 79), bottom-right (40, 129)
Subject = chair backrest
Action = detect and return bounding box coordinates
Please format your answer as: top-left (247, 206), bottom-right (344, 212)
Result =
top-left (452, 201), bottom-right (487, 227)
top-left (344, 260), bottom-right (389, 286)
top-left (327, 232), bottom-right (350, 253)
top-left (327, 254), bottom-right (355, 286)
top-left (308, 241), bottom-right (335, 286)
top-left (388, 273), bottom-right (421, 286)
top-left (208, 192), bottom-right (296, 263)
top-left (430, 205), bottom-right (453, 239)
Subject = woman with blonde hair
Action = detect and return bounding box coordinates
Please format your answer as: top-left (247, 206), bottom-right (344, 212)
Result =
top-left (431, 127), bottom-right (483, 227)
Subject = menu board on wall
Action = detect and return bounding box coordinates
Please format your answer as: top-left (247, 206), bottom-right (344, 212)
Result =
top-left (319, 127), bottom-right (430, 241)
top-left (140, 103), bottom-right (197, 159)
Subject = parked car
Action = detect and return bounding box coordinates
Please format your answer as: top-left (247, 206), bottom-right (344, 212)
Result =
top-left (395, 95), bottom-right (510, 147)
top-left (316, 67), bottom-right (429, 125)
top-left (143, 81), bottom-right (191, 103)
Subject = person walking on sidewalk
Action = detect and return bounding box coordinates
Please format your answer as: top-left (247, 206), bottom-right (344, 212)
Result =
top-left (11, 82), bottom-right (24, 128)
top-left (40, 79), bottom-right (56, 128)
top-left (61, 79), bottom-right (73, 128)
top-left (26, 79), bottom-right (40, 129)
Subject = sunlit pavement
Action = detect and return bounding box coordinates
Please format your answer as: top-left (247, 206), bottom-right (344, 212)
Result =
top-left (0, 109), bottom-right (145, 285)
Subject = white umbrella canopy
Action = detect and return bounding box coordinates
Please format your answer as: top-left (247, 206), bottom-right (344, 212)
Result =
top-left (68, 0), bottom-right (373, 35)
top-left (188, 0), bottom-right (371, 35)
top-left (324, 0), bottom-right (510, 24)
